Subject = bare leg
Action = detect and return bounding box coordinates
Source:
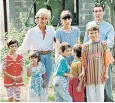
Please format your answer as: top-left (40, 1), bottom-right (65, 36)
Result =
top-left (8, 97), bottom-right (14, 102)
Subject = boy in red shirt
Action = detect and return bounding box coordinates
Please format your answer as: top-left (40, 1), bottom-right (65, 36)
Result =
top-left (2, 39), bottom-right (24, 102)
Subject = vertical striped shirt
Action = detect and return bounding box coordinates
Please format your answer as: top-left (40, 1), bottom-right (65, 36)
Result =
top-left (82, 40), bottom-right (107, 85)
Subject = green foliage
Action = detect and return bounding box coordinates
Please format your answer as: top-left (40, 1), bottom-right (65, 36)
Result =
top-left (1, 99), bottom-right (8, 102)
top-left (0, 12), bottom-right (32, 69)
top-left (48, 95), bottom-right (55, 102)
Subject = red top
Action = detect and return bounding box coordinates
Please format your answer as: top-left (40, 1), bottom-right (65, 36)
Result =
top-left (2, 54), bottom-right (24, 87)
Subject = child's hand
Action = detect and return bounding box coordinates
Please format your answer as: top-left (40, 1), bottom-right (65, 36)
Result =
top-left (11, 76), bottom-right (18, 82)
top-left (30, 60), bottom-right (34, 67)
top-left (16, 75), bottom-right (21, 81)
top-left (68, 74), bottom-right (74, 79)
top-left (76, 85), bottom-right (81, 92)
top-left (43, 82), bottom-right (46, 88)
top-left (102, 41), bottom-right (107, 46)
top-left (79, 71), bottom-right (85, 79)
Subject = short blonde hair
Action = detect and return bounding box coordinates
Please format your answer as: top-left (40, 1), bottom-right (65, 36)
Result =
top-left (35, 8), bottom-right (51, 18)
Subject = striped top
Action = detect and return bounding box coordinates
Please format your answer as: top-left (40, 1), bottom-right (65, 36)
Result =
top-left (2, 54), bottom-right (24, 87)
top-left (82, 40), bottom-right (108, 85)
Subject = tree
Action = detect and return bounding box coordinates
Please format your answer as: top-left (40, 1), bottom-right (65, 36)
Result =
top-left (25, 0), bottom-right (57, 25)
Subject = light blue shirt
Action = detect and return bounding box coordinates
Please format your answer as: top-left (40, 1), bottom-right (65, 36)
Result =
top-left (83, 20), bottom-right (114, 48)
top-left (54, 55), bottom-right (70, 76)
top-left (56, 26), bottom-right (81, 47)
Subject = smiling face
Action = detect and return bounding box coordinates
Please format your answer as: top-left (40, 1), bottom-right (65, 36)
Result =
top-left (93, 7), bottom-right (104, 21)
top-left (88, 30), bottom-right (99, 42)
top-left (62, 48), bottom-right (71, 57)
top-left (36, 13), bottom-right (49, 27)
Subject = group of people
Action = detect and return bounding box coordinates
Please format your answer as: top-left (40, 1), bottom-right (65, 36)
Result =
top-left (1, 3), bottom-right (115, 102)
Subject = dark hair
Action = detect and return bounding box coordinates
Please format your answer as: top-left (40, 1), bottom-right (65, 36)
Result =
top-left (93, 3), bottom-right (104, 12)
top-left (73, 46), bottom-right (82, 58)
top-left (29, 50), bottom-right (41, 63)
top-left (61, 10), bottom-right (72, 20)
top-left (59, 42), bottom-right (71, 53)
top-left (7, 39), bottom-right (19, 48)
top-left (62, 14), bottom-right (72, 20)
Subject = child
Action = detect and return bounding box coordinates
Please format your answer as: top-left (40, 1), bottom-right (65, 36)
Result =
top-left (53, 42), bottom-right (72, 102)
top-left (27, 51), bottom-right (46, 102)
top-left (68, 45), bottom-right (84, 102)
top-left (80, 23), bottom-right (114, 102)
top-left (2, 39), bottom-right (24, 102)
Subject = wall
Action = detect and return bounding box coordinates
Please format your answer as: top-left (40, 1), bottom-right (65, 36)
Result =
top-left (78, 0), bottom-right (110, 37)
top-left (8, 0), bottom-right (110, 37)
top-left (9, 0), bottom-right (35, 30)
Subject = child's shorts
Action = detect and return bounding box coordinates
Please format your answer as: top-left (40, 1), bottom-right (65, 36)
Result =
top-left (6, 86), bottom-right (21, 101)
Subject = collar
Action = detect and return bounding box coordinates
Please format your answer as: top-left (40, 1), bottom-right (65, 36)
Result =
top-left (73, 59), bottom-right (81, 62)
top-left (94, 20), bottom-right (104, 25)
top-left (89, 40), bottom-right (100, 44)
top-left (36, 25), bottom-right (48, 32)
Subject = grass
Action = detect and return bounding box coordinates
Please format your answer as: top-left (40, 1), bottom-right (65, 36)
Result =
top-left (113, 94), bottom-right (115, 101)
top-left (1, 99), bottom-right (8, 102)
top-left (48, 95), bottom-right (55, 102)
top-left (22, 71), bottom-right (29, 85)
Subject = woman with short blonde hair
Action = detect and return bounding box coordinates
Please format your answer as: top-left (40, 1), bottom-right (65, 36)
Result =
top-left (35, 8), bottom-right (51, 24)
top-left (18, 8), bottom-right (55, 102)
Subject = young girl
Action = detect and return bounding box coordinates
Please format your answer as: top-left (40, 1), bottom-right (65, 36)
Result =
top-left (53, 42), bottom-right (72, 102)
top-left (2, 39), bottom-right (24, 102)
top-left (68, 45), bottom-right (84, 102)
top-left (27, 51), bottom-right (46, 102)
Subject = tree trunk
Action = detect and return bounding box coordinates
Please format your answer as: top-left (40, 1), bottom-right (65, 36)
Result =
top-left (109, 5), bottom-right (115, 28)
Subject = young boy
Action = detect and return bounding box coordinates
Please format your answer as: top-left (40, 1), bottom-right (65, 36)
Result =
top-left (2, 39), bottom-right (24, 102)
top-left (53, 42), bottom-right (72, 102)
top-left (80, 23), bottom-right (114, 102)
top-left (68, 45), bottom-right (84, 102)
